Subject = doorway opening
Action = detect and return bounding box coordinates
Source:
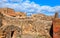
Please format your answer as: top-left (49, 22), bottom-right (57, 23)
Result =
top-left (11, 31), bottom-right (14, 38)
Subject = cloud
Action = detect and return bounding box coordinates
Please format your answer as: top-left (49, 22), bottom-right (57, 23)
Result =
top-left (0, 0), bottom-right (22, 3)
top-left (54, 6), bottom-right (60, 11)
top-left (0, 0), bottom-right (60, 16)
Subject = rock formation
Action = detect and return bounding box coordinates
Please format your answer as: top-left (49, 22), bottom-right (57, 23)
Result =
top-left (0, 8), bottom-right (53, 38)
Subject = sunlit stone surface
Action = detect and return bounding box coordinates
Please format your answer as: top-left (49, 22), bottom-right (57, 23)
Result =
top-left (0, 8), bottom-right (54, 38)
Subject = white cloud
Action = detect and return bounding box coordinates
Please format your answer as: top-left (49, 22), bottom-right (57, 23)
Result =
top-left (0, 0), bottom-right (60, 16)
top-left (54, 6), bottom-right (60, 11)
top-left (0, 0), bottom-right (23, 2)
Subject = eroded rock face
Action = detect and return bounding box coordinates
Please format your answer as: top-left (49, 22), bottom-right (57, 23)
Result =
top-left (0, 8), bottom-right (53, 38)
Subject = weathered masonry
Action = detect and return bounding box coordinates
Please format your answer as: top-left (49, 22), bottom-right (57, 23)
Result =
top-left (53, 12), bottom-right (60, 38)
top-left (0, 8), bottom-right (54, 38)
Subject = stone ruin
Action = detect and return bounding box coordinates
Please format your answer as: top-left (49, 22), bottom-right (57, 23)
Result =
top-left (0, 8), bottom-right (54, 38)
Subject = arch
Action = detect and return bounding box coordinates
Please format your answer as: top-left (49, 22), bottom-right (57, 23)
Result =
top-left (0, 25), bottom-right (21, 38)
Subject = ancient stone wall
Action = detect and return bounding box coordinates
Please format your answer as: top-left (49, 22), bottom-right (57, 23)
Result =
top-left (0, 8), bottom-right (53, 38)
top-left (15, 12), bottom-right (26, 18)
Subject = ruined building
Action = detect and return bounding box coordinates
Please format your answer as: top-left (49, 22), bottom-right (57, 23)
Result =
top-left (0, 8), bottom-right (53, 38)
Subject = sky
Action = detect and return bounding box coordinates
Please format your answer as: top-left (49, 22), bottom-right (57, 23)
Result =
top-left (30, 0), bottom-right (60, 6)
top-left (0, 0), bottom-right (60, 16)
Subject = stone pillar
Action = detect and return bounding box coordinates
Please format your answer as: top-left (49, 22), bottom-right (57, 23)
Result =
top-left (54, 12), bottom-right (58, 18)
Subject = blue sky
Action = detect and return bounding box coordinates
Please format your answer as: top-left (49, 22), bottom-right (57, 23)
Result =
top-left (0, 0), bottom-right (60, 16)
top-left (30, 0), bottom-right (60, 6)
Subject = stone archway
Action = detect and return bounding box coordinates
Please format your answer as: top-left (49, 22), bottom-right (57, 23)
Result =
top-left (0, 25), bottom-right (21, 38)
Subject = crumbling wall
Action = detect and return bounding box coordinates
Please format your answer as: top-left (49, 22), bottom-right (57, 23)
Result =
top-left (31, 14), bottom-right (54, 21)
top-left (0, 25), bottom-right (21, 38)
top-left (15, 12), bottom-right (27, 18)
top-left (0, 8), bottom-right (53, 38)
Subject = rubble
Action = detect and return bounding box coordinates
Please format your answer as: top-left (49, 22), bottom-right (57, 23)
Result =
top-left (0, 8), bottom-right (53, 38)
top-left (31, 13), bottom-right (54, 21)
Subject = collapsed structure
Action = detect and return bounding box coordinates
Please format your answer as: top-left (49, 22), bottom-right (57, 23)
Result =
top-left (0, 8), bottom-right (53, 38)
